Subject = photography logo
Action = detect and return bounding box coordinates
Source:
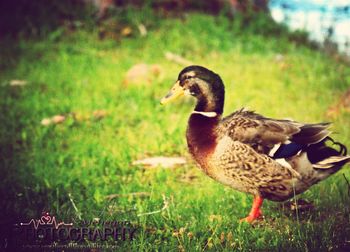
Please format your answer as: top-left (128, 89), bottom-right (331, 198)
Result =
top-left (20, 212), bottom-right (73, 230)
top-left (2, 212), bottom-right (138, 250)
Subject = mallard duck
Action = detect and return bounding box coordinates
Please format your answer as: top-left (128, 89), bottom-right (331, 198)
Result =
top-left (161, 65), bottom-right (350, 223)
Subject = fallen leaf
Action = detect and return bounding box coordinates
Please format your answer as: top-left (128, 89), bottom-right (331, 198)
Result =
top-left (51, 115), bottom-right (66, 124)
top-left (133, 156), bottom-right (186, 168)
top-left (121, 26), bottom-right (132, 36)
top-left (123, 63), bottom-right (162, 86)
top-left (41, 115), bottom-right (65, 126)
top-left (9, 80), bottom-right (27, 86)
top-left (274, 54), bottom-right (284, 62)
top-left (41, 118), bottom-right (52, 126)
top-left (41, 110), bottom-right (108, 127)
top-left (138, 23), bottom-right (147, 37)
top-left (93, 110), bottom-right (107, 120)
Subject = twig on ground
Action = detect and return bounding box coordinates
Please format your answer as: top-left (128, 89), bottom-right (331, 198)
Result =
top-left (68, 193), bottom-right (82, 220)
top-left (137, 194), bottom-right (169, 217)
top-left (132, 156), bottom-right (186, 168)
top-left (165, 52), bottom-right (193, 66)
top-left (106, 192), bottom-right (151, 200)
top-left (343, 174), bottom-right (350, 198)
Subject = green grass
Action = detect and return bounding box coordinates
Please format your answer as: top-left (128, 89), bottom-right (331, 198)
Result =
top-left (1, 11), bottom-right (350, 251)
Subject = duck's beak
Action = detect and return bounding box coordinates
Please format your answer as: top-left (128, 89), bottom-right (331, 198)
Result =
top-left (160, 81), bottom-right (184, 105)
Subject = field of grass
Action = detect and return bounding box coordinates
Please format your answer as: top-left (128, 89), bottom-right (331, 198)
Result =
top-left (1, 9), bottom-right (350, 251)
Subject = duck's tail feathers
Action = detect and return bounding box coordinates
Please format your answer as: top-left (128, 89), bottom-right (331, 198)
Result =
top-left (307, 137), bottom-right (350, 170)
top-left (313, 156), bottom-right (350, 169)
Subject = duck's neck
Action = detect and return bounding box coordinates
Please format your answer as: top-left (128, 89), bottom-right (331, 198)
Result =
top-left (186, 112), bottom-right (221, 168)
top-left (194, 85), bottom-right (225, 114)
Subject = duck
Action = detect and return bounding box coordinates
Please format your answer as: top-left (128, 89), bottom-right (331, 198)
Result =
top-left (160, 65), bottom-right (350, 223)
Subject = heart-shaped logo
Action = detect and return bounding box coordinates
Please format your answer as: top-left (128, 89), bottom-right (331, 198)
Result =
top-left (41, 215), bottom-right (51, 224)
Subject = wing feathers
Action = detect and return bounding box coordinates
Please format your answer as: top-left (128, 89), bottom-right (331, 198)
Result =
top-left (219, 109), bottom-right (332, 156)
top-left (291, 123), bottom-right (331, 144)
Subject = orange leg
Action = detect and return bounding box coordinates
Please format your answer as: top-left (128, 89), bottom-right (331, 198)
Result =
top-left (240, 195), bottom-right (264, 223)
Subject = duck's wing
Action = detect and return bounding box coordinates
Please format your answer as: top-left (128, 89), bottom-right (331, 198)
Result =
top-left (218, 108), bottom-right (331, 157)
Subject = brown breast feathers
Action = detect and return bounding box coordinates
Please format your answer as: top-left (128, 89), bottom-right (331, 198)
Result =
top-left (186, 113), bottom-right (219, 171)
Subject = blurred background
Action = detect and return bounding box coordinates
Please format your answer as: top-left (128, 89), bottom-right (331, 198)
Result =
top-left (270, 0), bottom-right (350, 56)
top-left (0, 0), bottom-right (350, 251)
top-left (1, 0), bottom-right (349, 54)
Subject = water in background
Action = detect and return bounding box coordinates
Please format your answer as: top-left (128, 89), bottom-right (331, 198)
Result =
top-left (269, 0), bottom-right (350, 55)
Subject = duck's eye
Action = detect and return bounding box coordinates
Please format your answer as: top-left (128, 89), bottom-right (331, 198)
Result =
top-left (183, 76), bottom-right (192, 81)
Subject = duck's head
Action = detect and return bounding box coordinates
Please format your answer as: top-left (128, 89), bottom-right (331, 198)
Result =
top-left (161, 65), bottom-right (225, 115)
